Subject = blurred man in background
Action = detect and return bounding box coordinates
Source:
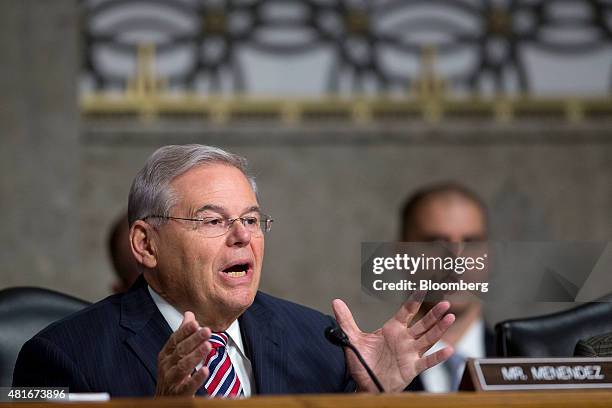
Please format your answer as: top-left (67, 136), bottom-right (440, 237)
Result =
top-left (107, 213), bottom-right (141, 293)
top-left (401, 182), bottom-right (495, 392)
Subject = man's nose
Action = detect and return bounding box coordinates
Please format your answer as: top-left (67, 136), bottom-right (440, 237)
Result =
top-left (226, 219), bottom-right (251, 247)
top-left (446, 238), bottom-right (465, 257)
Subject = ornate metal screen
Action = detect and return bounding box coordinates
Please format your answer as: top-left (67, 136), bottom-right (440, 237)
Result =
top-left (80, 0), bottom-right (612, 121)
top-left (81, 0), bottom-right (612, 94)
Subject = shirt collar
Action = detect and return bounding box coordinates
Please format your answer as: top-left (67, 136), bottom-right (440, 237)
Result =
top-left (455, 318), bottom-right (485, 358)
top-left (147, 285), bottom-right (246, 355)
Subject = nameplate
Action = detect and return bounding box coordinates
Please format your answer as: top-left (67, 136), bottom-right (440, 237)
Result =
top-left (460, 357), bottom-right (612, 391)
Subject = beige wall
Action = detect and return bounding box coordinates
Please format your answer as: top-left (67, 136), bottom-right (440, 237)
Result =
top-left (0, 0), bottom-right (80, 295)
top-left (76, 122), bottom-right (612, 331)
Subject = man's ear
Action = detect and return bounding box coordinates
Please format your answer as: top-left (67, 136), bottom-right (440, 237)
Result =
top-left (130, 220), bottom-right (158, 269)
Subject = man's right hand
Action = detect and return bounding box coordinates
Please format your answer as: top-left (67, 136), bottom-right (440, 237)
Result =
top-left (155, 311), bottom-right (212, 396)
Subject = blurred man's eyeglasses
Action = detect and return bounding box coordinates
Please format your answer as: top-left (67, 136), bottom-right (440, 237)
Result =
top-left (142, 214), bottom-right (273, 238)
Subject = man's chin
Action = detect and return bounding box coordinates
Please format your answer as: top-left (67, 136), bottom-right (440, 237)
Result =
top-left (220, 288), bottom-right (257, 314)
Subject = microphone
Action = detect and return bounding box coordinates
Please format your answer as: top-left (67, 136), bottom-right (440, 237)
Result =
top-left (325, 326), bottom-right (385, 393)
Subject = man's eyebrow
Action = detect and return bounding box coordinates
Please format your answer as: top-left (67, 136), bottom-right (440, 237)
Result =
top-left (243, 205), bottom-right (261, 214)
top-left (194, 204), bottom-right (261, 215)
top-left (194, 204), bottom-right (226, 215)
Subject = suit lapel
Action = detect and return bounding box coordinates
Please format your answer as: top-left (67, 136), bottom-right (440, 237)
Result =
top-left (239, 293), bottom-right (287, 394)
top-left (406, 375), bottom-right (425, 391)
top-left (120, 276), bottom-right (173, 384)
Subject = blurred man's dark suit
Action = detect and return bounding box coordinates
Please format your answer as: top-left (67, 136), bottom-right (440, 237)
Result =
top-left (405, 329), bottom-right (496, 391)
top-left (13, 276), bottom-right (354, 396)
top-left (575, 332), bottom-right (612, 357)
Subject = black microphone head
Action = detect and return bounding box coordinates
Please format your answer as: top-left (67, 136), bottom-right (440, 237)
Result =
top-left (325, 326), bottom-right (350, 347)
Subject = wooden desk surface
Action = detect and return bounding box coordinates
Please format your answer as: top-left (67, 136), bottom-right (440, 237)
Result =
top-left (4, 391), bottom-right (612, 408)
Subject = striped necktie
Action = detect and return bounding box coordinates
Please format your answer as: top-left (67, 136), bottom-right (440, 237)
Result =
top-left (204, 332), bottom-right (244, 397)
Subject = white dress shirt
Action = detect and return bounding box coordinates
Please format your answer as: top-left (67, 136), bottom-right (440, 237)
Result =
top-left (148, 286), bottom-right (255, 396)
top-left (420, 319), bottom-right (485, 393)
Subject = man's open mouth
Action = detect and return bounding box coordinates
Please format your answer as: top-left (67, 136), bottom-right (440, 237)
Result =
top-left (221, 261), bottom-right (252, 278)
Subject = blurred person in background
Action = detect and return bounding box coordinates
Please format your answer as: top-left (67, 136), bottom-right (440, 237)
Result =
top-left (401, 182), bottom-right (496, 392)
top-left (108, 213), bottom-right (141, 293)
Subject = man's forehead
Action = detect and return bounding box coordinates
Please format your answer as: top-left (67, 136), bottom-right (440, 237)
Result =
top-left (171, 165), bottom-right (253, 193)
top-left (424, 193), bottom-right (482, 212)
top-left (408, 196), bottom-right (486, 236)
top-left (417, 196), bottom-right (485, 222)
top-left (168, 165), bottom-right (257, 212)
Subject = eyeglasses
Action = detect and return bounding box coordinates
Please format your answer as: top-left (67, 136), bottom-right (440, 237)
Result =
top-left (142, 214), bottom-right (273, 238)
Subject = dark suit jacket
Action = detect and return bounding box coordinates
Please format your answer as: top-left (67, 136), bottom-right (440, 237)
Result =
top-left (405, 324), bottom-right (496, 391)
top-left (13, 276), bottom-right (355, 396)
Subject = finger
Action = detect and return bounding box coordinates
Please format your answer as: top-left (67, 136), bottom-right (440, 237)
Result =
top-left (179, 311), bottom-right (199, 333)
top-left (415, 345), bottom-right (454, 373)
top-left (167, 340), bottom-right (212, 385)
top-left (183, 366), bottom-right (209, 396)
top-left (393, 291), bottom-right (427, 326)
top-left (414, 313), bottom-right (455, 353)
top-left (331, 299), bottom-right (361, 338)
top-left (162, 312), bottom-right (200, 355)
top-left (408, 290), bottom-right (427, 303)
top-left (408, 301), bottom-right (451, 338)
top-left (174, 327), bottom-right (212, 361)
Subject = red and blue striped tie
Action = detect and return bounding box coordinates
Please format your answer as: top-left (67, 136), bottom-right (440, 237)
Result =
top-left (204, 332), bottom-right (244, 397)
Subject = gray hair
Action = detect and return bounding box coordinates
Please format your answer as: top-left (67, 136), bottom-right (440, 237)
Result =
top-left (128, 144), bottom-right (257, 225)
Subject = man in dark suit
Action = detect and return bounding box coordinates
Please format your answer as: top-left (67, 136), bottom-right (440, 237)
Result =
top-left (14, 144), bottom-right (455, 397)
top-left (400, 183), bottom-right (496, 392)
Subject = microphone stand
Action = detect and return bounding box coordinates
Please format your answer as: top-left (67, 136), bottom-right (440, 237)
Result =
top-left (325, 326), bottom-right (385, 393)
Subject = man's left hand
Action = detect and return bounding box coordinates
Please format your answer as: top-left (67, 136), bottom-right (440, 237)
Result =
top-left (332, 295), bottom-right (455, 393)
